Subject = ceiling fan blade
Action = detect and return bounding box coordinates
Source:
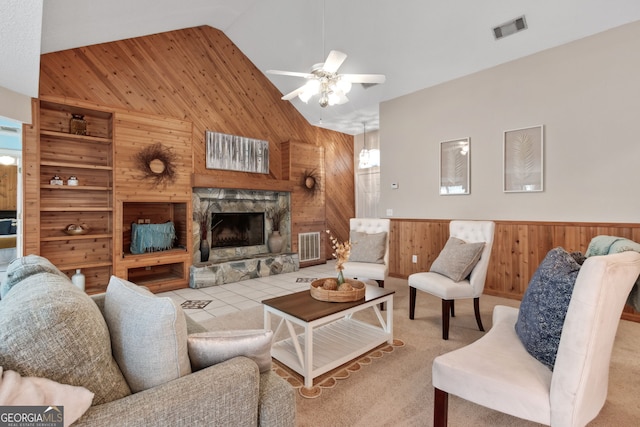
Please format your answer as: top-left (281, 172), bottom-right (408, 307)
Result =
top-left (342, 73), bottom-right (386, 84)
top-left (266, 70), bottom-right (314, 79)
top-left (281, 86), bottom-right (306, 101)
top-left (323, 50), bottom-right (347, 73)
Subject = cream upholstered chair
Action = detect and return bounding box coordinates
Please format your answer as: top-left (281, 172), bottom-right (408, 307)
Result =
top-left (432, 251), bottom-right (640, 427)
top-left (408, 220), bottom-right (495, 340)
top-left (342, 218), bottom-right (390, 290)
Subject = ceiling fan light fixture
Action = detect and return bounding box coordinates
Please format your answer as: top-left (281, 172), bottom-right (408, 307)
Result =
top-left (327, 91), bottom-right (340, 106)
top-left (298, 90), bottom-right (313, 103)
top-left (336, 77), bottom-right (352, 94)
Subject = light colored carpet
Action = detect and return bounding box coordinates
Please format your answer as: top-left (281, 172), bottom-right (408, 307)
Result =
top-left (199, 276), bottom-right (640, 427)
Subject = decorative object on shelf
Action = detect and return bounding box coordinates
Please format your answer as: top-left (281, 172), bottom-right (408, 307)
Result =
top-left (301, 169), bottom-right (320, 195)
top-left (130, 222), bottom-right (176, 254)
top-left (50, 175), bottom-right (63, 185)
top-left (135, 143), bottom-right (177, 187)
top-left (199, 239), bottom-right (210, 263)
top-left (266, 206), bottom-right (289, 253)
top-left (64, 224), bottom-right (90, 235)
top-left (326, 230), bottom-right (352, 286)
top-left (193, 196), bottom-right (218, 262)
top-left (69, 114), bottom-right (87, 135)
top-left (71, 269), bottom-right (86, 291)
top-left (310, 278), bottom-right (365, 302)
top-left (439, 137), bottom-right (470, 195)
top-left (267, 230), bottom-right (284, 254)
top-left (503, 125), bottom-right (544, 192)
top-left (205, 130), bottom-right (269, 174)
top-left (67, 175), bottom-right (79, 186)
top-left (267, 206), bottom-right (288, 232)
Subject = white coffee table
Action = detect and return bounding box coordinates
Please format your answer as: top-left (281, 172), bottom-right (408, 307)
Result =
top-left (262, 284), bottom-right (394, 388)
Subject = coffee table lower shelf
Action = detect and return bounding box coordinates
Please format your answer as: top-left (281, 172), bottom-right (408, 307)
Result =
top-left (271, 317), bottom-right (391, 387)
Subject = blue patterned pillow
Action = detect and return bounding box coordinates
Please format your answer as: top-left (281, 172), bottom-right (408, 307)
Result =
top-left (515, 247), bottom-right (582, 370)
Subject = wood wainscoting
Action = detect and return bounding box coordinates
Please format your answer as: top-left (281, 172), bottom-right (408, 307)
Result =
top-left (389, 218), bottom-right (640, 322)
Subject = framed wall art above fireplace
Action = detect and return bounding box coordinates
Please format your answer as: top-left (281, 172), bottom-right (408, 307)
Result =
top-left (205, 130), bottom-right (269, 174)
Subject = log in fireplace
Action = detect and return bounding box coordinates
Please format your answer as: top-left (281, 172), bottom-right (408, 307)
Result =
top-left (211, 212), bottom-right (265, 248)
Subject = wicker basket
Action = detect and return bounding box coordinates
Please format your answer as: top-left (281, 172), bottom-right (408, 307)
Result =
top-left (310, 278), bottom-right (366, 302)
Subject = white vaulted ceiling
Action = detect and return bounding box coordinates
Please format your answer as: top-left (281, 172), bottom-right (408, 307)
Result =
top-left (11, 0), bottom-right (640, 134)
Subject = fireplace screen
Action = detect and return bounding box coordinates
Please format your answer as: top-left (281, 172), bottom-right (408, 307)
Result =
top-left (211, 213), bottom-right (265, 248)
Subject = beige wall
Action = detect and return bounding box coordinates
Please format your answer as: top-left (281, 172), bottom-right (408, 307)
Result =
top-left (0, 86), bottom-right (32, 123)
top-left (380, 20), bottom-right (640, 223)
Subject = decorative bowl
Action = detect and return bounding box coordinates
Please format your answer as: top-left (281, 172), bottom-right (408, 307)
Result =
top-left (310, 278), bottom-right (366, 302)
top-left (64, 224), bottom-right (90, 235)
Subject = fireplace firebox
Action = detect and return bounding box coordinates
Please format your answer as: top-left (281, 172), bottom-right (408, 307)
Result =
top-left (211, 212), bottom-right (265, 248)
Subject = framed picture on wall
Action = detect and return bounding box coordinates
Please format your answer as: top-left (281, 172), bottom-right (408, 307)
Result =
top-left (205, 130), bottom-right (269, 174)
top-left (439, 137), bottom-right (470, 195)
top-left (503, 125), bottom-right (544, 192)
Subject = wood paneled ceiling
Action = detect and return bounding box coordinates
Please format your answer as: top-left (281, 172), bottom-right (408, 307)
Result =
top-left (26, 1), bottom-right (640, 134)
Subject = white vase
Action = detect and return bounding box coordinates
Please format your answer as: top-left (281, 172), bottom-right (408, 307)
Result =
top-left (72, 269), bottom-right (85, 291)
top-left (267, 231), bottom-right (284, 253)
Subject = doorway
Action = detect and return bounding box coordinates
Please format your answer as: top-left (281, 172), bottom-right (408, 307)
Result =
top-left (0, 116), bottom-right (22, 276)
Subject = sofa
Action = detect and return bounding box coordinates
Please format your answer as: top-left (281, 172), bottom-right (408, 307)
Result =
top-left (0, 255), bottom-right (295, 426)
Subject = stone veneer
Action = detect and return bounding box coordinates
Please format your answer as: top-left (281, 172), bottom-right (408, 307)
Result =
top-left (189, 252), bottom-right (299, 288)
top-left (191, 188), bottom-right (294, 287)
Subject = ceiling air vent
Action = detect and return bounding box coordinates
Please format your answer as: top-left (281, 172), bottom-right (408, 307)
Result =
top-left (493, 15), bottom-right (527, 40)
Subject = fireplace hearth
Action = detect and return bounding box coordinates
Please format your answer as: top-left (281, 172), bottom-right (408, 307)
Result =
top-left (211, 212), bottom-right (265, 248)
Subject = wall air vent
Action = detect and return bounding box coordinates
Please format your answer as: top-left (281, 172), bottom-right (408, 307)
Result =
top-left (493, 15), bottom-right (527, 40)
top-left (298, 232), bottom-right (321, 262)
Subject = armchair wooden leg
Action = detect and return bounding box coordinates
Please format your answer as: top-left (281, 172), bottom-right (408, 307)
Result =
top-left (474, 297), bottom-right (485, 332)
top-left (409, 287), bottom-right (416, 319)
top-left (434, 387), bottom-right (449, 427)
top-left (450, 300), bottom-right (455, 317)
top-left (441, 300), bottom-right (451, 340)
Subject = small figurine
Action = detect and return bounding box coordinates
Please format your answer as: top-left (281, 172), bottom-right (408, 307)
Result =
top-left (67, 176), bottom-right (79, 186)
top-left (50, 175), bottom-right (63, 185)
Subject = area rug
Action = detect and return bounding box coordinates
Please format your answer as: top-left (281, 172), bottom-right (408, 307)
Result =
top-left (272, 338), bottom-right (405, 398)
top-left (196, 280), bottom-right (640, 426)
top-left (181, 300), bottom-right (211, 309)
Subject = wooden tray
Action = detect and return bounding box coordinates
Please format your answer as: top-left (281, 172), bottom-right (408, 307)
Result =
top-left (310, 278), bottom-right (366, 302)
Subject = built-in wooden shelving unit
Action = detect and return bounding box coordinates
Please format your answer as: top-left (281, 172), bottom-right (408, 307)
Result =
top-left (36, 99), bottom-right (114, 293)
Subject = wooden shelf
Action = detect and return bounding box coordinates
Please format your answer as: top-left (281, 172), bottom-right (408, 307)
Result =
top-left (121, 247), bottom-right (187, 259)
top-left (57, 261), bottom-right (113, 271)
top-left (40, 207), bottom-right (113, 212)
top-left (40, 161), bottom-right (112, 171)
top-left (41, 233), bottom-right (112, 242)
top-left (41, 184), bottom-right (112, 191)
top-left (40, 130), bottom-right (112, 144)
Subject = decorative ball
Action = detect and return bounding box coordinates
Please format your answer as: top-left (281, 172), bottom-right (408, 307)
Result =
top-left (338, 282), bottom-right (354, 292)
top-left (322, 278), bottom-right (338, 290)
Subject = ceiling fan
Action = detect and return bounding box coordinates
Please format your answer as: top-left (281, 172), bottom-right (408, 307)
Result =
top-left (267, 50), bottom-right (386, 108)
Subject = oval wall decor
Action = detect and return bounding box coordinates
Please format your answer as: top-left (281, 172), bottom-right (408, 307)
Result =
top-left (135, 142), bottom-right (177, 187)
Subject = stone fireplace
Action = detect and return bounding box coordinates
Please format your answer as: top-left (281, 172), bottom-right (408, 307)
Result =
top-left (190, 188), bottom-right (298, 288)
top-left (193, 188), bottom-right (290, 260)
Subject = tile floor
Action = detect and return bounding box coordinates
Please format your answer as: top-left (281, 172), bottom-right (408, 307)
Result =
top-left (0, 259), bottom-right (337, 323)
top-left (156, 261), bottom-right (338, 324)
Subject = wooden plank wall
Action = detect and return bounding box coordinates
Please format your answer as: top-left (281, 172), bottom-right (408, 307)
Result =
top-left (282, 140), bottom-right (327, 266)
top-left (390, 218), bottom-right (640, 322)
top-left (36, 25), bottom-right (355, 250)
